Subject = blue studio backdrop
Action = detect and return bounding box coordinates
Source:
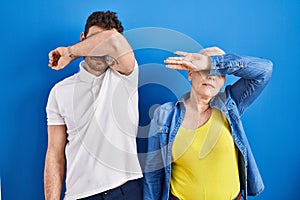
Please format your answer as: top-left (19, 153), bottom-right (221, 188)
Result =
top-left (0, 0), bottom-right (299, 199)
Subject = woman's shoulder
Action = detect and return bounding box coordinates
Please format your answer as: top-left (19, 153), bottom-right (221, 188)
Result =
top-left (152, 102), bottom-right (178, 121)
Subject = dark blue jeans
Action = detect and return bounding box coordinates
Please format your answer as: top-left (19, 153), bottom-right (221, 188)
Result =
top-left (78, 179), bottom-right (142, 200)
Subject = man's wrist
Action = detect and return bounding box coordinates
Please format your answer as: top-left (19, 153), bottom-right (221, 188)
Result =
top-left (67, 46), bottom-right (77, 59)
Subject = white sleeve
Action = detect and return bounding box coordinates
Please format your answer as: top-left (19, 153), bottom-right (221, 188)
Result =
top-left (46, 86), bottom-right (65, 125)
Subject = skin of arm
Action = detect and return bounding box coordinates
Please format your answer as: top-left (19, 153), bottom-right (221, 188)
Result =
top-left (44, 125), bottom-right (67, 200)
top-left (48, 29), bottom-right (135, 75)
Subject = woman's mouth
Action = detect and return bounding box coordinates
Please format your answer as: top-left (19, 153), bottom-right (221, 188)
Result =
top-left (203, 83), bottom-right (215, 88)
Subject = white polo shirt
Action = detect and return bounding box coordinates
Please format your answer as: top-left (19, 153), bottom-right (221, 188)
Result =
top-left (46, 61), bottom-right (143, 200)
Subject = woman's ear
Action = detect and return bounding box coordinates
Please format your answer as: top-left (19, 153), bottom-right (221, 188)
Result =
top-left (80, 32), bottom-right (85, 41)
top-left (188, 70), bottom-right (192, 81)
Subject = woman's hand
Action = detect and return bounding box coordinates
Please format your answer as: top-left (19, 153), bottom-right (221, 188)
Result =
top-left (164, 51), bottom-right (211, 71)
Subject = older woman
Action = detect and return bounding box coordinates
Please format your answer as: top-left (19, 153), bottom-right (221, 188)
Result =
top-left (143, 47), bottom-right (273, 200)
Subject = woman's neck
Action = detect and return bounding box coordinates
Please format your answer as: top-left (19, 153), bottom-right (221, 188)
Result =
top-left (187, 90), bottom-right (211, 114)
top-left (181, 90), bottom-right (213, 129)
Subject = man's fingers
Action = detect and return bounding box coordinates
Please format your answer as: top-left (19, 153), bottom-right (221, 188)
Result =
top-left (49, 50), bottom-right (61, 60)
top-left (48, 47), bottom-right (71, 70)
top-left (48, 51), bottom-right (54, 59)
top-left (48, 49), bottom-right (60, 68)
top-left (50, 64), bottom-right (62, 70)
top-left (48, 60), bottom-right (57, 66)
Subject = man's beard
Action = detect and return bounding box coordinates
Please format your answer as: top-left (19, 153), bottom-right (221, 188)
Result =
top-left (85, 56), bottom-right (109, 73)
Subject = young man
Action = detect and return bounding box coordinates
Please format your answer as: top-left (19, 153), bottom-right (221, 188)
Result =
top-left (44, 11), bottom-right (143, 200)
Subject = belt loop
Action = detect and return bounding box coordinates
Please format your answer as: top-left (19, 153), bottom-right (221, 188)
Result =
top-left (120, 184), bottom-right (125, 195)
top-left (233, 191), bottom-right (243, 200)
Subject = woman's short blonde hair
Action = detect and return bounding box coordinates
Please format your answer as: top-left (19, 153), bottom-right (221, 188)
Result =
top-left (199, 47), bottom-right (225, 56)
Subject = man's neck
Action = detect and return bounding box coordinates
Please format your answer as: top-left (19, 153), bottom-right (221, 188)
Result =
top-left (82, 62), bottom-right (106, 77)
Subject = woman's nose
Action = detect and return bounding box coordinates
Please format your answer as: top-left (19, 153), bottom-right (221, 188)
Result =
top-left (207, 74), bottom-right (215, 80)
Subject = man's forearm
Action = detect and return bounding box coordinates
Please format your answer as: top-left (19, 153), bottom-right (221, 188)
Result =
top-left (68, 29), bottom-right (132, 59)
top-left (44, 152), bottom-right (66, 200)
top-left (68, 29), bottom-right (135, 74)
top-left (48, 29), bottom-right (135, 73)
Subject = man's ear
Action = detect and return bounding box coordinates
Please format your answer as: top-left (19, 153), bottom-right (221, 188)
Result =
top-left (80, 32), bottom-right (85, 41)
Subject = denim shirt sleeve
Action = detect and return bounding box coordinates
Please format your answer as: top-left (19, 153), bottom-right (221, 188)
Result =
top-left (210, 54), bottom-right (273, 116)
top-left (142, 105), bottom-right (171, 200)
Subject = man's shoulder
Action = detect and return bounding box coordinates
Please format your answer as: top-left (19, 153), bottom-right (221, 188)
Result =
top-left (52, 74), bottom-right (77, 90)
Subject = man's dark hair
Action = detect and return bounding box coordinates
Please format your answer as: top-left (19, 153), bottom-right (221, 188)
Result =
top-left (84, 11), bottom-right (124, 36)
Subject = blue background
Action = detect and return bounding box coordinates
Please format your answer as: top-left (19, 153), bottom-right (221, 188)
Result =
top-left (0, 0), bottom-right (299, 199)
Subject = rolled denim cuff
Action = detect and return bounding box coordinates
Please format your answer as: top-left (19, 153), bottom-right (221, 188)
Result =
top-left (209, 54), bottom-right (247, 75)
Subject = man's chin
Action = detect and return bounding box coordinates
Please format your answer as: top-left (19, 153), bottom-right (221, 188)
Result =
top-left (91, 66), bottom-right (109, 73)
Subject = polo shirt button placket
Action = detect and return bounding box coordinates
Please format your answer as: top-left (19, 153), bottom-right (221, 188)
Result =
top-left (102, 191), bottom-right (109, 199)
top-left (92, 86), bottom-right (97, 94)
top-left (92, 79), bottom-right (99, 97)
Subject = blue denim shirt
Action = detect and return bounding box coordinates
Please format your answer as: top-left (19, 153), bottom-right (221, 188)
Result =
top-left (142, 54), bottom-right (273, 200)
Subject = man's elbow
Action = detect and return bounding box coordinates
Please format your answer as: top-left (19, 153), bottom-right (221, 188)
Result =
top-left (115, 52), bottom-right (136, 75)
top-left (45, 147), bottom-right (66, 165)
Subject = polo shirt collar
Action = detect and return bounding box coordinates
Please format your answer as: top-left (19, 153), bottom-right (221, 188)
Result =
top-left (78, 61), bottom-right (105, 83)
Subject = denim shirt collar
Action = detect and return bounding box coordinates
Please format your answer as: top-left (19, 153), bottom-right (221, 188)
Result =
top-left (175, 92), bottom-right (189, 106)
top-left (175, 92), bottom-right (219, 108)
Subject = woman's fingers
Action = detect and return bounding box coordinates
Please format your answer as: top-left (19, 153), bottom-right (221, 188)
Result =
top-left (166, 64), bottom-right (189, 70)
top-left (174, 51), bottom-right (189, 56)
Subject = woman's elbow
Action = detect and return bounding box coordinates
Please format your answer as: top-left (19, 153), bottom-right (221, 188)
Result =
top-left (264, 59), bottom-right (273, 80)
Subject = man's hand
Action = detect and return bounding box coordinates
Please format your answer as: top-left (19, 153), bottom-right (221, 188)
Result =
top-left (164, 51), bottom-right (211, 71)
top-left (48, 47), bottom-right (75, 70)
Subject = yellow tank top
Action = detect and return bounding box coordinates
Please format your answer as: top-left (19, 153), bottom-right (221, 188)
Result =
top-left (170, 109), bottom-right (240, 200)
